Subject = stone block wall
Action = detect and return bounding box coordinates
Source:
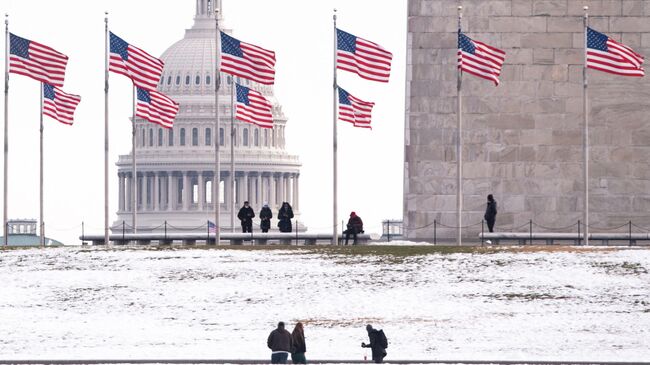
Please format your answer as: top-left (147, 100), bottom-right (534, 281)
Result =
top-left (405, 0), bottom-right (650, 241)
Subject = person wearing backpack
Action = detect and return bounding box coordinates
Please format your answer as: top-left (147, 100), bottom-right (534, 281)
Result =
top-left (361, 324), bottom-right (387, 363)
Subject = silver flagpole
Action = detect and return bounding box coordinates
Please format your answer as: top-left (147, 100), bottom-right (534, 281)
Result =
top-left (456, 6), bottom-right (463, 246)
top-left (231, 80), bottom-right (235, 233)
top-left (214, 6), bottom-right (221, 244)
top-left (583, 6), bottom-right (589, 246)
top-left (132, 86), bottom-right (137, 233)
top-left (40, 83), bottom-right (44, 248)
top-left (4, 14), bottom-right (9, 246)
top-left (332, 9), bottom-right (338, 245)
top-left (104, 12), bottom-right (110, 246)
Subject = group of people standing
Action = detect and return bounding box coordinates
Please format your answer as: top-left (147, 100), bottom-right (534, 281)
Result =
top-left (237, 201), bottom-right (295, 233)
top-left (266, 322), bottom-right (388, 364)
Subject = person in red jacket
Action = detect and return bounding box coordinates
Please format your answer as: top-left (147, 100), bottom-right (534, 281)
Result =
top-left (344, 211), bottom-right (364, 245)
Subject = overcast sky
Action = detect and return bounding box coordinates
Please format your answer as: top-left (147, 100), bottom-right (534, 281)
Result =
top-left (1, 0), bottom-right (407, 244)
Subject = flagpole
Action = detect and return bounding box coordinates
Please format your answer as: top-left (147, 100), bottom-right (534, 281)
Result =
top-left (3, 14), bottom-right (9, 246)
top-left (214, 7), bottom-right (221, 245)
top-left (583, 6), bottom-right (589, 246)
top-left (456, 6), bottom-right (463, 246)
top-left (39, 83), bottom-right (44, 248)
top-left (230, 80), bottom-right (235, 233)
top-left (332, 9), bottom-right (338, 245)
top-left (132, 86), bottom-right (137, 233)
top-left (104, 12), bottom-right (110, 246)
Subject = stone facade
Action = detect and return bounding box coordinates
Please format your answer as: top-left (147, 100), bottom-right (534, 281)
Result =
top-left (405, 0), bottom-right (650, 241)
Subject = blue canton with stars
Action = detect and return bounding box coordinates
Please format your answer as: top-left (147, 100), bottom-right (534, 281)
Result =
top-left (235, 83), bottom-right (250, 105)
top-left (458, 31), bottom-right (476, 54)
top-left (9, 33), bottom-right (31, 59)
top-left (336, 29), bottom-right (356, 53)
top-left (110, 32), bottom-right (130, 61)
top-left (221, 32), bottom-right (244, 57)
top-left (338, 87), bottom-right (351, 105)
top-left (136, 87), bottom-right (151, 103)
top-left (43, 83), bottom-right (56, 101)
top-left (587, 27), bottom-right (609, 51)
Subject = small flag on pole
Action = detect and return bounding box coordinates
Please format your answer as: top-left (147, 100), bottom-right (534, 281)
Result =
top-left (338, 87), bottom-right (374, 129)
top-left (109, 32), bottom-right (165, 91)
top-left (136, 88), bottom-right (179, 129)
top-left (336, 28), bottom-right (393, 83)
top-left (220, 32), bottom-right (276, 85)
top-left (9, 33), bottom-right (68, 87)
top-left (235, 83), bottom-right (274, 129)
top-left (42, 84), bottom-right (81, 125)
top-left (587, 27), bottom-right (644, 77)
top-left (208, 220), bottom-right (217, 234)
top-left (458, 31), bottom-right (505, 86)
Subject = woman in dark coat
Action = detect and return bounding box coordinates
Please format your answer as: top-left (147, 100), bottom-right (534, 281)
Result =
top-left (291, 322), bottom-right (306, 364)
top-left (277, 202), bottom-right (294, 233)
top-left (259, 203), bottom-right (273, 233)
top-left (484, 194), bottom-right (497, 233)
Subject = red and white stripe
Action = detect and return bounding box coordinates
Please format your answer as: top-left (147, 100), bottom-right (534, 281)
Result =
top-left (9, 37), bottom-right (68, 87)
top-left (110, 45), bottom-right (164, 91)
top-left (339, 93), bottom-right (375, 129)
top-left (337, 37), bottom-right (392, 83)
top-left (43, 87), bottom-right (81, 125)
top-left (221, 37), bottom-right (276, 85)
top-left (137, 90), bottom-right (179, 129)
top-left (587, 39), bottom-right (645, 77)
top-left (235, 88), bottom-right (274, 129)
top-left (458, 39), bottom-right (505, 86)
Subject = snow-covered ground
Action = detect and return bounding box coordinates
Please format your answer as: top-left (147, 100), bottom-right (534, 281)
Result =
top-left (0, 246), bottom-right (648, 362)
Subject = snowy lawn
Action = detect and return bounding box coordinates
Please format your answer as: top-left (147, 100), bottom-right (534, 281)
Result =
top-left (0, 245), bottom-right (648, 362)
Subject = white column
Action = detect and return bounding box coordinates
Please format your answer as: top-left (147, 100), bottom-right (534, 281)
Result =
top-left (243, 173), bottom-right (249, 204)
top-left (279, 174), bottom-right (285, 204)
top-left (198, 172), bottom-right (205, 211)
top-left (285, 174), bottom-right (290, 205)
top-left (225, 174), bottom-right (232, 210)
top-left (167, 173), bottom-right (173, 211)
top-left (118, 174), bottom-right (125, 211)
top-left (270, 174), bottom-right (276, 209)
top-left (151, 173), bottom-right (157, 211)
top-left (293, 174), bottom-right (299, 211)
top-left (126, 174), bottom-right (132, 212)
top-left (183, 172), bottom-right (190, 211)
top-left (256, 174), bottom-right (262, 206)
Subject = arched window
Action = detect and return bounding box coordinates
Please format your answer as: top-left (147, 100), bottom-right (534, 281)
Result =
top-left (195, 75), bottom-right (200, 85)
top-left (180, 128), bottom-right (186, 146)
top-left (175, 75), bottom-right (181, 85)
top-left (264, 129), bottom-right (269, 147)
top-left (205, 128), bottom-right (212, 146)
top-left (227, 75), bottom-right (232, 85)
top-left (192, 127), bottom-right (198, 146)
top-left (168, 129), bottom-right (174, 146)
top-left (206, 75), bottom-right (211, 85)
top-left (271, 129), bottom-right (275, 147)
top-left (141, 128), bottom-right (145, 147)
top-left (158, 128), bottom-right (163, 146)
top-left (254, 129), bottom-right (259, 146)
top-left (149, 128), bottom-right (154, 146)
top-left (167, 76), bottom-right (172, 85)
top-left (219, 128), bottom-right (224, 146)
top-left (185, 75), bottom-right (190, 85)
top-left (243, 128), bottom-right (249, 146)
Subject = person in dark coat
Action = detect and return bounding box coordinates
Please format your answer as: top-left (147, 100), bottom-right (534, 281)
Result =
top-left (267, 321), bottom-right (293, 364)
top-left (237, 201), bottom-right (255, 233)
top-left (344, 211), bottom-right (364, 245)
top-left (290, 322), bottom-right (307, 364)
top-left (361, 324), bottom-right (387, 363)
top-left (277, 202), bottom-right (294, 233)
top-left (259, 202), bottom-right (273, 233)
top-left (484, 194), bottom-right (497, 233)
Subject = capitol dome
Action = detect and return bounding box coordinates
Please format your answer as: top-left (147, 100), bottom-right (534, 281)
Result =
top-left (113, 0), bottom-right (301, 233)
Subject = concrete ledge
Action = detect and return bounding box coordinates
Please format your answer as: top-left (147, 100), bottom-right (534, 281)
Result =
top-left (479, 232), bottom-right (649, 245)
top-left (81, 233), bottom-right (371, 246)
top-left (0, 360), bottom-right (646, 365)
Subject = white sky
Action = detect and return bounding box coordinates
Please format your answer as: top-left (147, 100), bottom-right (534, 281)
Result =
top-left (0, 0), bottom-right (407, 244)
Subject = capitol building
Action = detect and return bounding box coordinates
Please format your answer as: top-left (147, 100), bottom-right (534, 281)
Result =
top-left (113, 0), bottom-right (301, 231)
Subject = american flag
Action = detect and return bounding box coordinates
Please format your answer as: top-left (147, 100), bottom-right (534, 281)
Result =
top-left (42, 84), bottom-right (81, 125)
top-left (338, 87), bottom-right (374, 129)
top-left (208, 220), bottom-right (217, 234)
top-left (235, 83), bottom-right (274, 129)
top-left (109, 32), bottom-right (164, 91)
top-left (9, 33), bottom-right (68, 87)
top-left (458, 31), bottom-right (506, 86)
top-left (336, 28), bottom-right (393, 83)
top-left (220, 32), bottom-right (276, 85)
top-left (587, 27), bottom-right (644, 77)
top-left (136, 88), bottom-right (179, 129)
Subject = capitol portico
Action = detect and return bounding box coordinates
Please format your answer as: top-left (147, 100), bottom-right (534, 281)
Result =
top-left (113, 0), bottom-right (301, 231)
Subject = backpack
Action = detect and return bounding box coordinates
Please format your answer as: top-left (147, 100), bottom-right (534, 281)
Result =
top-left (377, 329), bottom-right (388, 349)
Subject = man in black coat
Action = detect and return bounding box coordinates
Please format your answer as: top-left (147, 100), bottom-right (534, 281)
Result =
top-left (267, 321), bottom-right (293, 364)
top-left (484, 194), bottom-right (497, 233)
top-left (344, 211), bottom-right (364, 245)
top-left (237, 201), bottom-right (255, 233)
top-left (259, 202), bottom-right (272, 233)
top-left (361, 324), bottom-right (387, 363)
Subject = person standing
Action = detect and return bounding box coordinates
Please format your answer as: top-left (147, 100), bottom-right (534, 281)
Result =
top-left (259, 202), bottom-right (273, 233)
top-left (267, 321), bottom-right (293, 364)
top-left (361, 324), bottom-right (387, 363)
top-left (344, 211), bottom-right (364, 245)
top-left (291, 322), bottom-right (307, 364)
top-left (237, 201), bottom-right (255, 233)
top-left (484, 194), bottom-right (497, 233)
top-left (277, 202), bottom-right (294, 233)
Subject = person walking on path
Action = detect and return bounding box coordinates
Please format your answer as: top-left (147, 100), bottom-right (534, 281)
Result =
top-left (277, 202), bottom-right (294, 233)
top-left (237, 201), bottom-right (255, 233)
top-left (484, 194), bottom-right (497, 233)
top-left (267, 321), bottom-right (293, 364)
top-left (344, 211), bottom-right (364, 245)
top-left (361, 324), bottom-right (388, 363)
top-left (291, 322), bottom-right (307, 364)
top-left (259, 202), bottom-right (273, 233)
